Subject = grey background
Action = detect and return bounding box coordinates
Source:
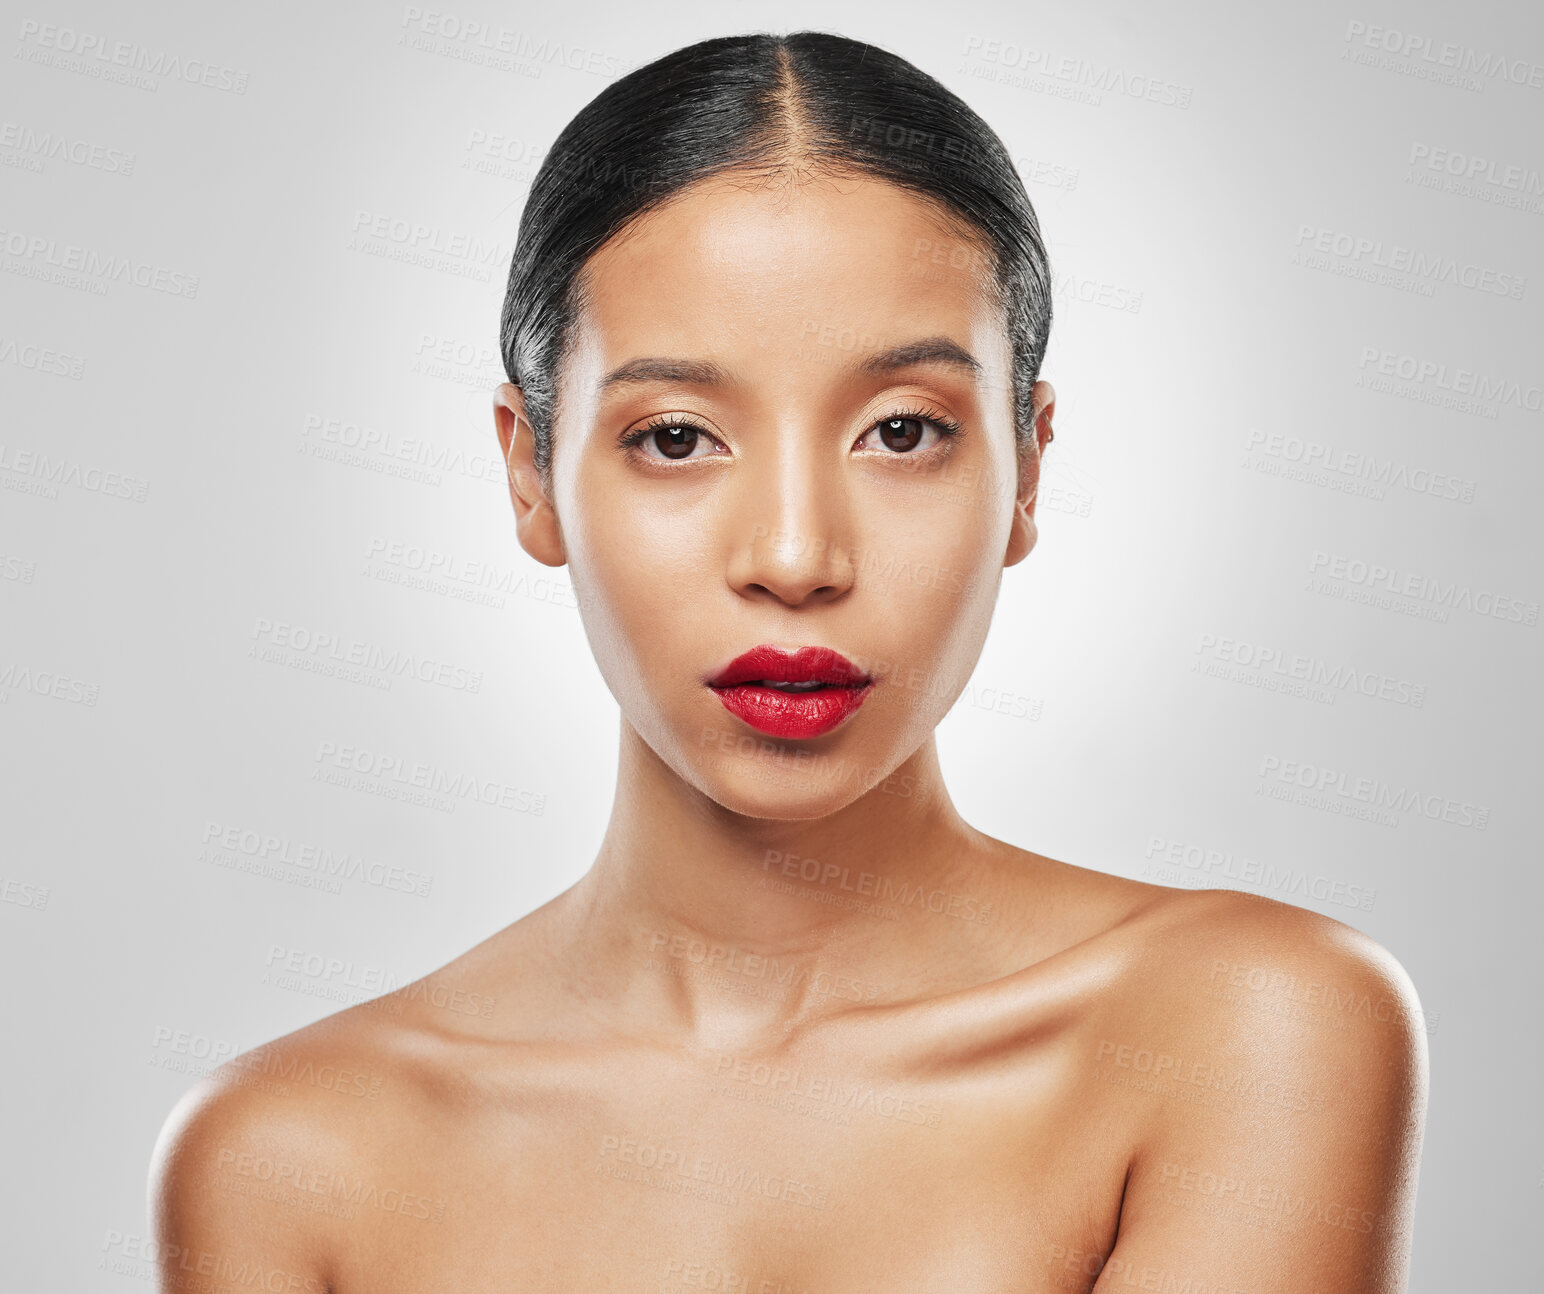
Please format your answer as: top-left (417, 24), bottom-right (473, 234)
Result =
top-left (1, 0), bottom-right (1539, 1286)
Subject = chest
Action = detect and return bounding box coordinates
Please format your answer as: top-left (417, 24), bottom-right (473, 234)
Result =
top-left (328, 1043), bottom-right (1124, 1293)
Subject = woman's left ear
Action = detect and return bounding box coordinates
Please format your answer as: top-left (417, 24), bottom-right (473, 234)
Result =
top-left (1034, 381), bottom-right (1055, 455)
top-left (1004, 381), bottom-right (1054, 568)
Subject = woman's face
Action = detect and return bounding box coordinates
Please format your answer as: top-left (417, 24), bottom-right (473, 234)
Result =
top-left (498, 170), bottom-right (1052, 818)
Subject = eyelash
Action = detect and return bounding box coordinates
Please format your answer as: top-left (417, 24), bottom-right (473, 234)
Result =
top-left (617, 403), bottom-right (965, 460)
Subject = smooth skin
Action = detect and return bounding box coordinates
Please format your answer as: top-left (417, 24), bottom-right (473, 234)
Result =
top-left (149, 170), bottom-right (1427, 1293)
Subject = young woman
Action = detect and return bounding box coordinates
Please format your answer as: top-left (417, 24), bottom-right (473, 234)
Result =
top-left (149, 31), bottom-right (1427, 1293)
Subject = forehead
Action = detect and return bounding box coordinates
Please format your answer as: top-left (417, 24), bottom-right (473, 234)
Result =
top-left (566, 172), bottom-right (1007, 393)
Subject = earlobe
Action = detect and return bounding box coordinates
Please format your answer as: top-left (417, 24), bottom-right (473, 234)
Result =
top-left (1003, 493), bottom-right (1038, 567)
top-left (493, 384), bottom-right (567, 569)
top-left (1003, 380), bottom-right (1055, 568)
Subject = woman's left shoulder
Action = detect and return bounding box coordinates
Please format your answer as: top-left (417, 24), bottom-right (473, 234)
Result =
top-left (1115, 883), bottom-right (1429, 1077)
top-left (1056, 882), bottom-right (1430, 1288)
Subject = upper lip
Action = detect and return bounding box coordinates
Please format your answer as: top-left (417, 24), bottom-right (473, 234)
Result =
top-left (708, 644), bottom-right (872, 688)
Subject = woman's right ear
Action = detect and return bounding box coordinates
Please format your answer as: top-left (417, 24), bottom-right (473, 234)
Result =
top-left (493, 383), bottom-right (566, 568)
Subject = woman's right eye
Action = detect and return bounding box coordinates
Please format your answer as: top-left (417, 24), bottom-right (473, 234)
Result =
top-left (623, 420), bottom-right (722, 462)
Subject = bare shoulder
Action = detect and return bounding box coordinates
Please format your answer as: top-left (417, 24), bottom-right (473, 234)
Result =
top-left (1069, 877), bottom-right (1430, 1105)
top-left (146, 980), bottom-right (491, 1293)
top-left (1123, 884), bottom-right (1427, 1057)
top-left (1078, 885), bottom-right (1430, 1291)
top-left (1018, 847), bottom-right (1427, 1049)
top-left (150, 908), bottom-right (554, 1189)
top-left (147, 1017), bottom-right (363, 1293)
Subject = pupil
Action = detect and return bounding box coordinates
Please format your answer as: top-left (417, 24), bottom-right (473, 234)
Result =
top-left (656, 427), bottom-right (698, 459)
top-left (879, 418), bottom-right (923, 452)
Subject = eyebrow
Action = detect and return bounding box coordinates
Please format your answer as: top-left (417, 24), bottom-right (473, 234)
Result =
top-left (595, 334), bottom-right (983, 398)
top-left (857, 336), bottom-right (983, 379)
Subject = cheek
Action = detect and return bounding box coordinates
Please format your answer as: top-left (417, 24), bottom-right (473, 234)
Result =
top-left (852, 492), bottom-right (1004, 691)
top-left (562, 491), bottom-right (702, 689)
top-left (577, 490), bottom-right (706, 602)
top-left (864, 479), bottom-right (1004, 591)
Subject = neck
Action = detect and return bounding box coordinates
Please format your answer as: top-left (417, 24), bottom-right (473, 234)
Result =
top-left (548, 718), bottom-right (1008, 1050)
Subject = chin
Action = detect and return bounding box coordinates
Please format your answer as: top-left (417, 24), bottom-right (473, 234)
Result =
top-left (697, 741), bottom-right (923, 821)
top-left (698, 765), bottom-right (851, 818)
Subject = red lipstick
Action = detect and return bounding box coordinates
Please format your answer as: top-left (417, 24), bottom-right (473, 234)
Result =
top-left (707, 644), bottom-right (874, 739)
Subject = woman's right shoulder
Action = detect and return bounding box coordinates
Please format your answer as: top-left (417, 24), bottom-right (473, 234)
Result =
top-left (155, 1008), bottom-right (391, 1133)
top-left (145, 1005), bottom-right (449, 1293)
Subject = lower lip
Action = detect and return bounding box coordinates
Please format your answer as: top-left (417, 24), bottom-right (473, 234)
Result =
top-left (710, 682), bottom-right (874, 738)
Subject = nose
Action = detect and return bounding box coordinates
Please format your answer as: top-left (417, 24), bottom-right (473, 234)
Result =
top-left (724, 435), bottom-right (856, 607)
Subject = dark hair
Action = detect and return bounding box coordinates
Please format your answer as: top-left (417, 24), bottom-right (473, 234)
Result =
top-left (499, 30), bottom-right (1053, 492)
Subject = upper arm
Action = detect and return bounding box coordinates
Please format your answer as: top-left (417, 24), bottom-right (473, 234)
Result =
top-left (1093, 905), bottom-right (1429, 1293)
top-left (147, 1071), bottom-right (334, 1294)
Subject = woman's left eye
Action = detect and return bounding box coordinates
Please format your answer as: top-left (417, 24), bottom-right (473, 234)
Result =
top-left (858, 412), bottom-right (961, 455)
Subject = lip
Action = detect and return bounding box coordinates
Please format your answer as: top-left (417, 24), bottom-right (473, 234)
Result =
top-left (707, 644), bottom-right (874, 739)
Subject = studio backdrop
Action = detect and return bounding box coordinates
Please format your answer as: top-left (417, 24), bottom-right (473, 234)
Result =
top-left (1, 0), bottom-right (1539, 1288)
